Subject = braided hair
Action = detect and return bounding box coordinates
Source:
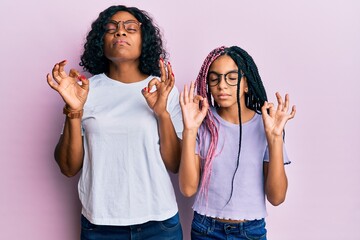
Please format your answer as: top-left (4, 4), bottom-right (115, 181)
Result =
top-left (195, 46), bottom-right (268, 206)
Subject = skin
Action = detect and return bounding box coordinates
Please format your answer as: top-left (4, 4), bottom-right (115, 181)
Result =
top-left (47, 11), bottom-right (181, 176)
top-left (179, 55), bottom-right (296, 222)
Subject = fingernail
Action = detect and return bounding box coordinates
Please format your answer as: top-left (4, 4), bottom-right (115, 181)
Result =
top-left (168, 61), bottom-right (171, 66)
top-left (171, 72), bottom-right (175, 77)
top-left (148, 87), bottom-right (150, 93)
top-left (77, 75), bottom-right (85, 80)
top-left (160, 57), bottom-right (164, 62)
top-left (60, 60), bottom-right (67, 64)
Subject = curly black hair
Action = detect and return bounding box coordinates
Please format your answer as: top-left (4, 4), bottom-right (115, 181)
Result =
top-left (80, 5), bottom-right (167, 76)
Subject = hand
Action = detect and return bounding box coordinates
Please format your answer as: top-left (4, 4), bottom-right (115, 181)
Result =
top-left (142, 59), bottom-right (174, 117)
top-left (179, 81), bottom-right (209, 131)
top-left (261, 92), bottom-right (296, 138)
top-left (46, 60), bottom-right (89, 111)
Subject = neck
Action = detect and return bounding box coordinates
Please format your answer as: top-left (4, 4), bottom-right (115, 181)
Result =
top-left (107, 60), bottom-right (148, 83)
top-left (217, 101), bottom-right (255, 124)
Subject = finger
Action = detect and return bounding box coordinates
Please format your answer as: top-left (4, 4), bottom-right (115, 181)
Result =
top-left (147, 78), bottom-right (159, 93)
top-left (69, 68), bottom-right (81, 79)
top-left (193, 95), bottom-right (203, 105)
top-left (166, 62), bottom-right (175, 90)
top-left (261, 101), bottom-right (269, 116)
top-left (159, 58), bottom-right (167, 83)
top-left (275, 92), bottom-right (284, 111)
top-left (46, 73), bottom-right (59, 91)
top-left (153, 79), bottom-right (162, 92)
top-left (268, 102), bottom-right (276, 117)
top-left (184, 84), bottom-right (189, 104)
top-left (263, 102), bottom-right (275, 117)
top-left (58, 60), bottom-right (68, 78)
top-left (79, 75), bottom-right (89, 91)
top-left (288, 105), bottom-right (296, 120)
top-left (283, 93), bottom-right (290, 112)
top-left (142, 86), bottom-right (150, 98)
top-left (201, 98), bottom-right (209, 115)
top-left (179, 90), bottom-right (185, 107)
top-left (189, 81), bottom-right (195, 102)
top-left (52, 63), bottom-right (61, 83)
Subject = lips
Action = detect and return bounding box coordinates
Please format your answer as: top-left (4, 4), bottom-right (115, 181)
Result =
top-left (112, 39), bottom-right (130, 46)
top-left (217, 94), bottom-right (231, 99)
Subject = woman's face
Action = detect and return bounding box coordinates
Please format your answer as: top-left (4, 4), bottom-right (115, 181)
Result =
top-left (208, 55), bottom-right (247, 109)
top-left (103, 11), bottom-right (142, 63)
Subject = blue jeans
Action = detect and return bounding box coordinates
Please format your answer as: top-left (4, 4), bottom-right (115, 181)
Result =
top-left (81, 213), bottom-right (183, 240)
top-left (191, 212), bottom-right (266, 240)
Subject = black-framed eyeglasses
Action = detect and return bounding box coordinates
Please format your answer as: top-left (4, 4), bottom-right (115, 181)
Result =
top-left (105, 20), bottom-right (142, 34)
top-left (207, 70), bottom-right (242, 87)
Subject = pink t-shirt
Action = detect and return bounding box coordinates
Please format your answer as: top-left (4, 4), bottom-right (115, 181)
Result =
top-left (193, 108), bottom-right (290, 221)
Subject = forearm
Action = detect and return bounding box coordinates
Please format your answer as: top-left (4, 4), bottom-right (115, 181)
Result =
top-left (179, 129), bottom-right (200, 197)
top-left (156, 112), bottom-right (181, 173)
top-left (54, 117), bottom-right (84, 177)
top-left (265, 136), bottom-right (288, 206)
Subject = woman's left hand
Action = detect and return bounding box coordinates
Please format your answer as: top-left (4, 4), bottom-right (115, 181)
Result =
top-left (261, 92), bottom-right (296, 138)
top-left (142, 59), bottom-right (174, 117)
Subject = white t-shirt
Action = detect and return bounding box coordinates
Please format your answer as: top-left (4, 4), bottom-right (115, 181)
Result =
top-left (79, 73), bottom-right (183, 226)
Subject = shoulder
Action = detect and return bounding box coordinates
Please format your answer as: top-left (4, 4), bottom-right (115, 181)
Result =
top-left (88, 73), bottom-right (105, 82)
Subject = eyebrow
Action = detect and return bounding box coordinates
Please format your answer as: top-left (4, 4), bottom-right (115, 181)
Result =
top-left (208, 70), bottom-right (238, 75)
top-left (109, 19), bottom-right (138, 22)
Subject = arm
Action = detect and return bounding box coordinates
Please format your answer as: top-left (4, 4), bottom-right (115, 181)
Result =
top-left (261, 92), bottom-right (296, 206)
top-left (156, 111), bottom-right (182, 173)
top-left (178, 82), bottom-right (209, 197)
top-left (263, 138), bottom-right (287, 206)
top-left (54, 117), bottom-right (84, 177)
top-left (47, 60), bottom-right (89, 177)
top-left (142, 60), bottom-right (181, 173)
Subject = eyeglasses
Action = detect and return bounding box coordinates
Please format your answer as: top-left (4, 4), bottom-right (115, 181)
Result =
top-left (105, 20), bottom-right (142, 34)
top-left (207, 71), bottom-right (242, 87)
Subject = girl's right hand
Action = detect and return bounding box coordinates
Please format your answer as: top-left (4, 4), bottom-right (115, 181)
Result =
top-left (179, 81), bottom-right (209, 130)
top-left (46, 60), bottom-right (89, 111)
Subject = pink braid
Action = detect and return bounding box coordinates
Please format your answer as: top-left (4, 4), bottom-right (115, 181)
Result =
top-left (194, 46), bottom-right (226, 205)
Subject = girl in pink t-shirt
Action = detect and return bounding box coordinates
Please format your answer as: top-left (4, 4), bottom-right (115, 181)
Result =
top-left (179, 46), bottom-right (296, 239)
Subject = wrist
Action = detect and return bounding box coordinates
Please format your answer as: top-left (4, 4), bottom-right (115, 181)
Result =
top-left (182, 128), bottom-right (198, 138)
top-left (155, 110), bottom-right (170, 120)
top-left (267, 135), bottom-right (283, 147)
top-left (63, 105), bottom-right (83, 119)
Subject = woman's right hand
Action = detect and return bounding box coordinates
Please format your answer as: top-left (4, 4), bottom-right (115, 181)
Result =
top-left (47, 60), bottom-right (89, 111)
top-left (179, 81), bottom-right (209, 131)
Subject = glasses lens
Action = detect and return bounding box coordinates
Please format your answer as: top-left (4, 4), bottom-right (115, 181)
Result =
top-left (208, 73), bottom-right (220, 86)
top-left (105, 22), bottom-right (118, 33)
top-left (124, 21), bottom-right (140, 32)
top-left (225, 72), bottom-right (239, 86)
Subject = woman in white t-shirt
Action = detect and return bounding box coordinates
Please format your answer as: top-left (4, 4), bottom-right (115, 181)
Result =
top-left (179, 46), bottom-right (296, 239)
top-left (46, 5), bottom-right (183, 240)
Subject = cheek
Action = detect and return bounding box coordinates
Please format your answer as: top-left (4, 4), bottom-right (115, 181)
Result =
top-left (135, 35), bottom-right (143, 54)
top-left (102, 36), bottom-right (112, 56)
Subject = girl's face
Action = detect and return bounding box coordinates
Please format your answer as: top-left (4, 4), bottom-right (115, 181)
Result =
top-left (103, 11), bottom-right (142, 63)
top-left (208, 55), bottom-right (247, 109)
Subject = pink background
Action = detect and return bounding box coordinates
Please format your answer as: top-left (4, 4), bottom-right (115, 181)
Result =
top-left (1, 0), bottom-right (359, 239)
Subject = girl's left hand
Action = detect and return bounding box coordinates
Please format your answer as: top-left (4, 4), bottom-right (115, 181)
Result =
top-left (142, 59), bottom-right (174, 117)
top-left (261, 92), bottom-right (296, 137)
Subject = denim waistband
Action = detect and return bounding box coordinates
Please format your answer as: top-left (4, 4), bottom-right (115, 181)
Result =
top-left (193, 211), bottom-right (265, 234)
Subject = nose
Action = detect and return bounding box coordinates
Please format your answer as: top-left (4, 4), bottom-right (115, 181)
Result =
top-left (217, 76), bottom-right (228, 89)
top-left (115, 22), bottom-right (126, 36)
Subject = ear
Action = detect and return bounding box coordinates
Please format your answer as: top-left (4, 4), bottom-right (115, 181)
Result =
top-left (243, 76), bottom-right (249, 92)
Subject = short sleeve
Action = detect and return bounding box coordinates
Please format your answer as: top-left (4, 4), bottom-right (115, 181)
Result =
top-left (167, 85), bottom-right (183, 139)
top-left (263, 143), bottom-right (291, 165)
